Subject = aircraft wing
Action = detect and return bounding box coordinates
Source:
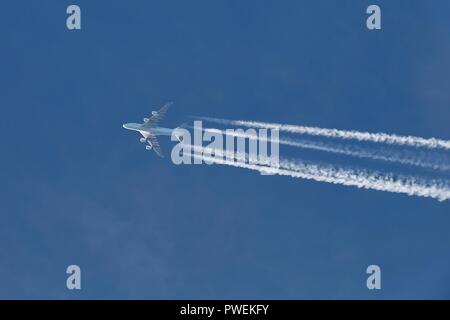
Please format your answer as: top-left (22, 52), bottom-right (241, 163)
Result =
top-left (141, 101), bottom-right (173, 129)
top-left (147, 134), bottom-right (164, 157)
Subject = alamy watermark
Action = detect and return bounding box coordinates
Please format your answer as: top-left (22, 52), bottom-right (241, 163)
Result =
top-left (66, 265), bottom-right (81, 290)
top-left (366, 265), bottom-right (381, 290)
top-left (170, 120), bottom-right (280, 168)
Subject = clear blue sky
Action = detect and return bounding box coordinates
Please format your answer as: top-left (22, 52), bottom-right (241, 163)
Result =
top-left (1, 0), bottom-right (450, 299)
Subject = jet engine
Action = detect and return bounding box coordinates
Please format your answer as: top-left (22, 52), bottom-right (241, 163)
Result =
top-left (143, 118), bottom-right (149, 122)
top-left (140, 137), bottom-right (146, 143)
top-left (151, 111), bottom-right (157, 115)
top-left (146, 145), bottom-right (152, 150)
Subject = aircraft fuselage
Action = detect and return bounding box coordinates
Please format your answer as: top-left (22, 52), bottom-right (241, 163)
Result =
top-left (122, 123), bottom-right (173, 137)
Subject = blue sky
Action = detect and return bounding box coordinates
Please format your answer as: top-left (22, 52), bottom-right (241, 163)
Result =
top-left (0, 0), bottom-right (450, 299)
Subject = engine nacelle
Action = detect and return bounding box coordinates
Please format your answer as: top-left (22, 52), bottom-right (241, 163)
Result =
top-left (143, 118), bottom-right (149, 122)
top-left (140, 137), bottom-right (146, 143)
top-left (145, 145), bottom-right (152, 150)
top-left (152, 111), bottom-right (157, 115)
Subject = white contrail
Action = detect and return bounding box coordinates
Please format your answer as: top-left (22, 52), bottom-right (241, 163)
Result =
top-left (186, 145), bottom-right (450, 201)
top-left (200, 127), bottom-right (450, 172)
top-left (196, 116), bottom-right (450, 150)
top-left (279, 158), bottom-right (450, 201)
top-left (282, 138), bottom-right (450, 172)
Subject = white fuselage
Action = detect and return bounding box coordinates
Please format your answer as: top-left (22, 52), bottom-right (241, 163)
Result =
top-left (122, 123), bottom-right (173, 138)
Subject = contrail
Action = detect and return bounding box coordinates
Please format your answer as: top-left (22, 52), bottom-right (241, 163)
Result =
top-left (186, 145), bottom-right (450, 201)
top-left (196, 116), bottom-right (450, 150)
top-left (200, 127), bottom-right (450, 172)
top-left (282, 138), bottom-right (450, 172)
top-left (279, 158), bottom-right (450, 201)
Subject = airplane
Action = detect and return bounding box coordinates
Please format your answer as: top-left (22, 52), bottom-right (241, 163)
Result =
top-left (122, 102), bottom-right (182, 157)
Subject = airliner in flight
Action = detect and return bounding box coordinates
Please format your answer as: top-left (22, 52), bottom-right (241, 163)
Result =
top-left (123, 102), bottom-right (180, 157)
